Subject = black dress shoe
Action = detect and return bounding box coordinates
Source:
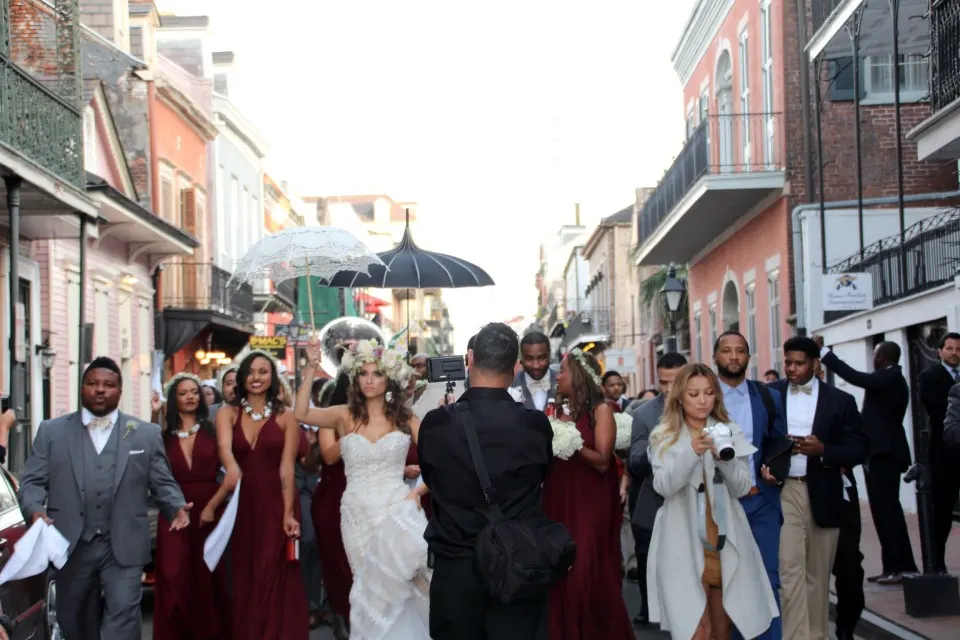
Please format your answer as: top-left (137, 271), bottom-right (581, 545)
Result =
top-left (836, 629), bottom-right (855, 640)
top-left (876, 572), bottom-right (904, 585)
top-left (632, 611), bottom-right (649, 627)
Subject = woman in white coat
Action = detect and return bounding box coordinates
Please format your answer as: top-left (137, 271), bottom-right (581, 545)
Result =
top-left (647, 364), bottom-right (778, 640)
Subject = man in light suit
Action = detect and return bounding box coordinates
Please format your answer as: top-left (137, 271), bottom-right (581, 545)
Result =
top-left (510, 332), bottom-right (557, 411)
top-left (19, 357), bottom-right (190, 639)
top-left (628, 351), bottom-right (686, 626)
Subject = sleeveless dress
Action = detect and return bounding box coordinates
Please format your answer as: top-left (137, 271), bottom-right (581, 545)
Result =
top-left (542, 412), bottom-right (634, 639)
top-left (311, 454), bottom-right (353, 619)
top-left (231, 412), bottom-right (309, 640)
top-left (154, 429), bottom-right (231, 639)
top-left (339, 430), bottom-right (431, 639)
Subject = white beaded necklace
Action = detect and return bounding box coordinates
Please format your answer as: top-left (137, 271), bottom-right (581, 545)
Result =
top-left (241, 398), bottom-right (272, 422)
top-left (175, 423), bottom-right (201, 439)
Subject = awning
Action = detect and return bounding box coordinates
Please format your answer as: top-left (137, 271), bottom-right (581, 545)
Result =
top-left (86, 174), bottom-right (199, 265)
top-left (355, 292), bottom-right (390, 309)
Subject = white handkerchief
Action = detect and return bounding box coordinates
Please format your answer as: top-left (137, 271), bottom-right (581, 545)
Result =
top-left (129, 449), bottom-right (145, 455)
top-left (532, 389), bottom-right (548, 411)
top-left (842, 474), bottom-right (853, 502)
top-left (0, 520), bottom-right (70, 585)
top-left (203, 479), bottom-right (241, 571)
top-left (507, 387), bottom-right (524, 403)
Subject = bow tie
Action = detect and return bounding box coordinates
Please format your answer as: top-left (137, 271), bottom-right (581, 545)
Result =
top-left (88, 416), bottom-right (112, 431)
top-left (790, 384), bottom-right (813, 396)
top-left (527, 376), bottom-right (551, 391)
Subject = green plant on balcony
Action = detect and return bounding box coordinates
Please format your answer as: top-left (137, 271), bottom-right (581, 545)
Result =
top-left (639, 264), bottom-right (689, 326)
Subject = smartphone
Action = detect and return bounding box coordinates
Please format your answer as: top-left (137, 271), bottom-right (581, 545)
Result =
top-left (0, 397), bottom-right (10, 414)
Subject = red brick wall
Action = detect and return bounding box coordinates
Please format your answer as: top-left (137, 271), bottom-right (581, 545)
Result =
top-left (9, 0), bottom-right (60, 79)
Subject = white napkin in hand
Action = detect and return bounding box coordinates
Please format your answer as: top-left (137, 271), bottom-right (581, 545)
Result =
top-left (0, 520), bottom-right (70, 585)
top-left (842, 474), bottom-right (853, 502)
top-left (203, 479), bottom-right (241, 571)
top-left (507, 387), bottom-right (523, 403)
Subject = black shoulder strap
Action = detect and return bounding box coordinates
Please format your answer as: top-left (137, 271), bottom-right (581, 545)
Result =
top-left (455, 402), bottom-right (500, 509)
top-left (753, 381), bottom-right (777, 437)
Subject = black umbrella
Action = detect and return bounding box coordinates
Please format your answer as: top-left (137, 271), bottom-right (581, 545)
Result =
top-left (324, 211), bottom-right (494, 289)
top-left (322, 210), bottom-right (494, 352)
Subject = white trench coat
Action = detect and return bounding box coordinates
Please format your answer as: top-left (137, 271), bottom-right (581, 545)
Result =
top-left (646, 420), bottom-right (779, 640)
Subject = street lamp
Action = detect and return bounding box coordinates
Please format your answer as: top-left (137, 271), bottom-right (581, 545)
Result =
top-left (658, 263), bottom-right (686, 354)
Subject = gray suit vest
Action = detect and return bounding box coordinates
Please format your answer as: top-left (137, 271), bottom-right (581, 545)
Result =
top-left (80, 425), bottom-right (120, 541)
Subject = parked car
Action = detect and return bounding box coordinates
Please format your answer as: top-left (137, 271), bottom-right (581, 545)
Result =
top-left (1, 467), bottom-right (62, 639)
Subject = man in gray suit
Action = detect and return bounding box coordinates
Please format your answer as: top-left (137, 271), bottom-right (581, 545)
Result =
top-left (510, 332), bottom-right (558, 411)
top-left (627, 351), bottom-right (686, 626)
top-left (19, 357), bottom-right (190, 639)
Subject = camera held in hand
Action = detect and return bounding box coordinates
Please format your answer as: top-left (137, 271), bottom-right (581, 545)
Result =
top-left (426, 356), bottom-right (466, 405)
top-left (702, 424), bottom-right (736, 461)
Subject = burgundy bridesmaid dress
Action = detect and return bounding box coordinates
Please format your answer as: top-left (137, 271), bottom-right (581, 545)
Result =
top-left (154, 429), bottom-right (231, 640)
top-left (542, 412), bottom-right (634, 640)
top-left (231, 412), bottom-right (309, 640)
top-left (311, 452), bottom-right (353, 620)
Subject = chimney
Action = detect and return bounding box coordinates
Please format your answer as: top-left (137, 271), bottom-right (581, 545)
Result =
top-left (81, 0), bottom-right (131, 52)
top-left (212, 51), bottom-right (235, 96)
top-left (575, 203), bottom-right (580, 226)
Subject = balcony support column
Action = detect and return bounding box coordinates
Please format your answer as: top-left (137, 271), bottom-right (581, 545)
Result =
top-left (814, 55), bottom-right (828, 275)
top-left (889, 0), bottom-right (907, 292)
top-left (846, 7), bottom-right (866, 260)
top-left (77, 213), bottom-right (87, 400)
top-left (4, 175), bottom-right (21, 409)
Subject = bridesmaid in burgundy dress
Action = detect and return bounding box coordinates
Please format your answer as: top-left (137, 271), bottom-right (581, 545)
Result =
top-left (216, 351), bottom-right (309, 640)
top-left (310, 373), bottom-right (353, 639)
top-left (542, 350), bottom-right (634, 640)
top-left (153, 373), bottom-right (231, 640)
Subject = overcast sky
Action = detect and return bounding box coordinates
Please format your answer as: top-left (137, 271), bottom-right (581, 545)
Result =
top-left (158, 0), bottom-right (695, 350)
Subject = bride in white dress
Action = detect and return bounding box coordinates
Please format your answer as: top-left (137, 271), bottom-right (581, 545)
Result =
top-left (294, 337), bottom-right (431, 640)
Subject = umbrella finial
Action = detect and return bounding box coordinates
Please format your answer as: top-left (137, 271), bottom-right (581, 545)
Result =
top-left (405, 208), bottom-right (410, 227)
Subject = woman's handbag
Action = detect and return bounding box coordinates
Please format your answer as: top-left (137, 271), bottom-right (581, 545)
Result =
top-left (454, 402), bottom-right (576, 604)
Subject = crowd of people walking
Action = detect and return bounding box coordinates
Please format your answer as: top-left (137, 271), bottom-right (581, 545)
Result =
top-left (10, 321), bottom-right (960, 639)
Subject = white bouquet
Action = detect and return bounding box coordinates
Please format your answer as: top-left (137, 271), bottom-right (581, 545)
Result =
top-left (548, 418), bottom-right (584, 460)
top-left (614, 412), bottom-right (632, 451)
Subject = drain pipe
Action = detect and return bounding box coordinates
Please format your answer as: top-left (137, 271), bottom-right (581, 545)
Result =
top-left (791, 189), bottom-right (960, 336)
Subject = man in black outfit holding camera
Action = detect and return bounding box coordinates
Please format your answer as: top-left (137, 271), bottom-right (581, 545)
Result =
top-left (418, 322), bottom-right (554, 640)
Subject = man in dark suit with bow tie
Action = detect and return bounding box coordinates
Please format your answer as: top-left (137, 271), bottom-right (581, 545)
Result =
top-left (815, 335), bottom-right (917, 584)
top-left (918, 331), bottom-right (960, 574)
top-left (510, 332), bottom-right (557, 411)
top-left (768, 337), bottom-right (866, 640)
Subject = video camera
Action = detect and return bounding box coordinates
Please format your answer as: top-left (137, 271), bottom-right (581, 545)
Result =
top-left (426, 356), bottom-right (466, 403)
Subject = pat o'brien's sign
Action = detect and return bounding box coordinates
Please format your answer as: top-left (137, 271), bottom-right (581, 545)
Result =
top-left (249, 335), bottom-right (288, 358)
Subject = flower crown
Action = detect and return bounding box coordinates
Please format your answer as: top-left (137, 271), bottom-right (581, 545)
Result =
top-left (163, 372), bottom-right (203, 397)
top-left (341, 339), bottom-right (413, 387)
top-left (568, 349), bottom-right (603, 388)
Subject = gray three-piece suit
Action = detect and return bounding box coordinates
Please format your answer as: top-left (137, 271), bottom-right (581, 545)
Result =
top-left (19, 411), bottom-right (186, 640)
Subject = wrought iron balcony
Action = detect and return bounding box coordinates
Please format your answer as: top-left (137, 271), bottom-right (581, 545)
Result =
top-left (0, 1), bottom-right (84, 188)
top-left (162, 262), bottom-right (254, 324)
top-left (932, 0), bottom-right (960, 111)
top-left (635, 112), bottom-right (784, 265)
top-left (825, 208), bottom-right (960, 322)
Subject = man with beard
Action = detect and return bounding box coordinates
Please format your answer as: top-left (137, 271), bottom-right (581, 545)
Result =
top-left (510, 332), bottom-right (557, 411)
top-left (714, 331), bottom-right (787, 640)
top-left (208, 364), bottom-right (239, 418)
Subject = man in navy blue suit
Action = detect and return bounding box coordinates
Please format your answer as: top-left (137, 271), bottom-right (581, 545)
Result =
top-left (713, 331), bottom-right (786, 640)
top-left (768, 337), bottom-right (867, 640)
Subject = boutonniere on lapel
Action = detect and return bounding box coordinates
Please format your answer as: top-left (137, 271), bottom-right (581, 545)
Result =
top-left (123, 420), bottom-right (138, 440)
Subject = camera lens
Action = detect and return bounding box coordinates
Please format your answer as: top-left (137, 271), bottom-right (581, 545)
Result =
top-left (718, 447), bottom-right (735, 461)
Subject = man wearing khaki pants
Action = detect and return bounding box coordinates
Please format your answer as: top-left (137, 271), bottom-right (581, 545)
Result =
top-left (767, 337), bottom-right (867, 640)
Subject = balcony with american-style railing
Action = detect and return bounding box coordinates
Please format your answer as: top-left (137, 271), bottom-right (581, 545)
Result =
top-left (634, 112), bottom-right (785, 266)
top-left (0, 0), bottom-right (85, 189)
top-left (910, 0), bottom-right (960, 160)
top-left (162, 262), bottom-right (255, 327)
top-left (252, 277), bottom-right (296, 313)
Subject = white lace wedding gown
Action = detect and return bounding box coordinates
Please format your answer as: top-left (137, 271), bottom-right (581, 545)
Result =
top-left (340, 430), bottom-right (431, 640)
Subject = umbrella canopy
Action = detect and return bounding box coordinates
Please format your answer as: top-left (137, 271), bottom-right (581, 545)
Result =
top-left (324, 213), bottom-right (494, 289)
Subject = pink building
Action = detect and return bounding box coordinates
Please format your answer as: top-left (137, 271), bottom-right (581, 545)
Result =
top-left (37, 81), bottom-right (198, 419)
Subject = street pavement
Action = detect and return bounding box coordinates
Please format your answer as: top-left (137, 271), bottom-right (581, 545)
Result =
top-left (140, 580), bottom-right (670, 639)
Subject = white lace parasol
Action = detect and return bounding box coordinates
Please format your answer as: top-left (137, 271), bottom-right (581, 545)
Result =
top-left (228, 226), bottom-right (384, 285)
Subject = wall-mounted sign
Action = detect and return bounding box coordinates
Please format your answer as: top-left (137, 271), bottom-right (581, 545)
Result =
top-left (249, 335), bottom-right (288, 358)
top-left (822, 273), bottom-right (873, 312)
top-left (604, 348), bottom-right (637, 374)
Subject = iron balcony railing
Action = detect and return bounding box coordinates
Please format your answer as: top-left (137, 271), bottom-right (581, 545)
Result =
top-left (932, 0), bottom-right (960, 111)
top-left (811, 0), bottom-right (844, 38)
top-left (276, 278), bottom-right (296, 305)
top-left (162, 262), bottom-right (255, 324)
top-left (825, 208), bottom-right (960, 322)
top-left (637, 112), bottom-right (783, 248)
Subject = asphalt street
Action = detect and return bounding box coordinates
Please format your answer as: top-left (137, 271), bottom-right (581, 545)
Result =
top-left (140, 580), bottom-right (670, 639)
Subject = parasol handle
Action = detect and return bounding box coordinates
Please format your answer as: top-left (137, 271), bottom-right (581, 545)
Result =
top-left (305, 261), bottom-right (316, 332)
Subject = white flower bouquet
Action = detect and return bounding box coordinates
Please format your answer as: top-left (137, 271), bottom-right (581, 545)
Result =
top-left (548, 417), bottom-right (584, 460)
top-left (614, 412), bottom-right (632, 451)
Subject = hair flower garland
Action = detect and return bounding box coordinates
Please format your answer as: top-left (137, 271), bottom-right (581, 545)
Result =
top-left (340, 339), bottom-right (413, 387)
top-left (568, 348), bottom-right (603, 387)
top-left (163, 372), bottom-right (203, 397)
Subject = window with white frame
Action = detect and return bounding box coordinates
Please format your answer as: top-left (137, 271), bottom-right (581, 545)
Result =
top-left (694, 313), bottom-right (703, 362)
top-left (760, 0), bottom-right (774, 164)
top-left (864, 54), bottom-right (928, 102)
top-left (686, 106), bottom-right (696, 139)
top-left (93, 278), bottom-right (111, 358)
top-left (159, 166), bottom-right (175, 224)
top-left (738, 28), bottom-right (751, 163)
top-left (137, 296), bottom-right (152, 420)
top-left (746, 284), bottom-right (758, 380)
top-left (699, 87), bottom-right (709, 123)
top-left (216, 165), bottom-right (227, 268)
top-left (708, 305), bottom-right (718, 353)
top-left (230, 177), bottom-right (241, 266)
top-left (768, 271), bottom-right (782, 372)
